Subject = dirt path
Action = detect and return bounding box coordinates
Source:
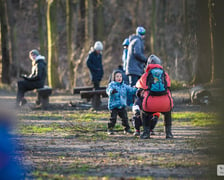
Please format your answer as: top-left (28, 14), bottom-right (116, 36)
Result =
top-left (0, 91), bottom-right (217, 179)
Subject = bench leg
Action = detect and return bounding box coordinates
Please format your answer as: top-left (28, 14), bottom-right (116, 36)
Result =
top-left (37, 95), bottom-right (49, 109)
top-left (92, 94), bottom-right (101, 109)
top-left (36, 94), bottom-right (41, 105)
top-left (41, 96), bottom-right (49, 109)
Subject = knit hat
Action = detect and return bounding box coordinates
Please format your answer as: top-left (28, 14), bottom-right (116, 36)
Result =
top-left (122, 38), bottom-right (129, 46)
top-left (147, 54), bottom-right (161, 65)
top-left (94, 41), bottom-right (103, 51)
top-left (30, 49), bottom-right (39, 56)
top-left (136, 26), bottom-right (146, 36)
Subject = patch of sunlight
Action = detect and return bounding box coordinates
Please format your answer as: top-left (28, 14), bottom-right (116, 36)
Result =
top-left (172, 112), bottom-right (218, 127)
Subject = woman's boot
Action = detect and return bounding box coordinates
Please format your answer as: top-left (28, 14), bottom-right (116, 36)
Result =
top-left (164, 111), bottom-right (173, 139)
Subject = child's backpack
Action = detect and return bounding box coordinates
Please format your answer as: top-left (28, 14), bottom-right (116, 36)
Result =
top-left (146, 68), bottom-right (167, 96)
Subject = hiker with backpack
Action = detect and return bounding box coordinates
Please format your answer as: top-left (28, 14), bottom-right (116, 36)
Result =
top-left (136, 54), bottom-right (174, 139)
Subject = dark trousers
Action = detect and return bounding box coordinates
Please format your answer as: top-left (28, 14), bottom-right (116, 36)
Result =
top-left (132, 96), bottom-right (143, 131)
top-left (16, 80), bottom-right (35, 104)
top-left (141, 110), bottom-right (172, 128)
top-left (108, 108), bottom-right (130, 131)
top-left (128, 74), bottom-right (140, 87)
top-left (132, 115), bottom-right (142, 131)
top-left (92, 81), bottom-right (100, 90)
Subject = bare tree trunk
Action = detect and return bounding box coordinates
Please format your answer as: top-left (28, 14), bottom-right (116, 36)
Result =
top-left (95, 0), bottom-right (104, 41)
top-left (73, 0), bottom-right (86, 88)
top-left (66, 0), bottom-right (73, 89)
top-left (194, 0), bottom-right (211, 84)
top-left (38, 0), bottom-right (47, 56)
top-left (150, 0), bottom-right (156, 53)
top-left (0, 0), bottom-right (11, 84)
top-left (6, 0), bottom-right (17, 78)
top-left (46, 0), bottom-right (60, 88)
top-left (208, 0), bottom-right (215, 83)
top-left (213, 0), bottom-right (224, 81)
top-left (85, 0), bottom-right (94, 48)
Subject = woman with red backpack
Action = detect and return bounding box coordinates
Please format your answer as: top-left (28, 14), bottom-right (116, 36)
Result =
top-left (136, 54), bottom-right (174, 139)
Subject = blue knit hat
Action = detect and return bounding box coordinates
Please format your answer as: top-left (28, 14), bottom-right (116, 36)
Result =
top-left (30, 49), bottom-right (39, 56)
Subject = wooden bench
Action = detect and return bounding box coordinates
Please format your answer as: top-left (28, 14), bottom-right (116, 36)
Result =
top-left (36, 86), bottom-right (52, 109)
top-left (80, 89), bottom-right (108, 109)
top-left (73, 86), bottom-right (106, 94)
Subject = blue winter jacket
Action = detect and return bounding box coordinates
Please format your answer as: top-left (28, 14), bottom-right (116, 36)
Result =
top-left (106, 81), bottom-right (137, 110)
top-left (86, 50), bottom-right (104, 81)
top-left (126, 35), bottom-right (147, 76)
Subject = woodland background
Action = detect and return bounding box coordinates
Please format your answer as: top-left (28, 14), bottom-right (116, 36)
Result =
top-left (0, 0), bottom-right (224, 89)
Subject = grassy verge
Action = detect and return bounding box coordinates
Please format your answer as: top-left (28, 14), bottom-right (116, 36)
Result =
top-left (17, 110), bottom-right (218, 179)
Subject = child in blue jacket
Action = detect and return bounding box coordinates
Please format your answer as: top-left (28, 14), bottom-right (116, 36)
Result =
top-left (106, 70), bottom-right (137, 135)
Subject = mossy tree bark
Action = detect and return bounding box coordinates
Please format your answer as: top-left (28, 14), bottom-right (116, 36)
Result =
top-left (85, 0), bottom-right (94, 48)
top-left (0, 0), bottom-right (11, 84)
top-left (150, 0), bottom-right (156, 53)
top-left (46, 0), bottom-right (60, 88)
top-left (95, 0), bottom-right (104, 41)
top-left (66, 0), bottom-right (73, 88)
top-left (38, 0), bottom-right (47, 56)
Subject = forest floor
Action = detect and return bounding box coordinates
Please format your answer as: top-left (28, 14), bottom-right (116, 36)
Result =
top-left (0, 89), bottom-right (220, 179)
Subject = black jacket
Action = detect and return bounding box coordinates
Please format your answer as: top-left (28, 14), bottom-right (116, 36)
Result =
top-left (23, 56), bottom-right (47, 89)
top-left (86, 50), bottom-right (104, 81)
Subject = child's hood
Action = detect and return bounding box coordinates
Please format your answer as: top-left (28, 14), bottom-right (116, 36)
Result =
top-left (111, 69), bottom-right (123, 82)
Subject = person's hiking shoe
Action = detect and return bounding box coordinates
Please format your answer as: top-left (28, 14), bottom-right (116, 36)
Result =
top-left (133, 130), bottom-right (140, 136)
top-left (124, 129), bottom-right (133, 134)
top-left (150, 129), bottom-right (155, 135)
top-left (107, 129), bottom-right (114, 135)
top-left (165, 126), bottom-right (173, 139)
top-left (19, 98), bottom-right (27, 106)
top-left (140, 131), bottom-right (150, 139)
top-left (36, 100), bottom-right (41, 105)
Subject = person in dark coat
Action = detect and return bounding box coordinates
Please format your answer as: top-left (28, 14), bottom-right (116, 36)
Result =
top-left (126, 26), bottom-right (147, 87)
top-left (86, 41), bottom-right (104, 90)
top-left (16, 49), bottom-right (47, 106)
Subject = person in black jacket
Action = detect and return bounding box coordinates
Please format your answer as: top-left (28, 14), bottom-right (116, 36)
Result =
top-left (86, 41), bottom-right (104, 90)
top-left (16, 49), bottom-right (47, 107)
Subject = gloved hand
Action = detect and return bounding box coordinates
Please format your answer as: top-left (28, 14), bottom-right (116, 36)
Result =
top-left (136, 89), bottom-right (143, 98)
top-left (135, 109), bottom-right (140, 117)
top-left (111, 89), bottom-right (118, 94)
top-left (20, 74), bottom-right (27, 78)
